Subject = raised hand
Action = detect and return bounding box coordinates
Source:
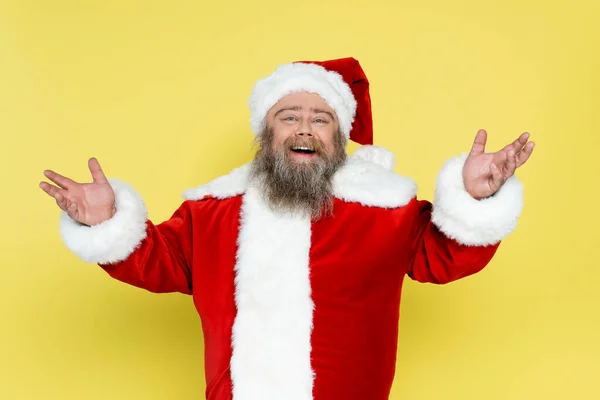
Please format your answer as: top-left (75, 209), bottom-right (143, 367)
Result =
top-left (40, 158), bottom-right (116, 226)
top-left (463, 129), bottom-right (535, 199)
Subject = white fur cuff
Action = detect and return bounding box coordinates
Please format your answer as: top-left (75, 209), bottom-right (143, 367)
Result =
top-left (59, 179), bottom-right (149, 264)
top-left (431, 153), bottom-right (524, 246)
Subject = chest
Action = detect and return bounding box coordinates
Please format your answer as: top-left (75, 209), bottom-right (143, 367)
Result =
top-left (190, 194), bottom-right (415, 317)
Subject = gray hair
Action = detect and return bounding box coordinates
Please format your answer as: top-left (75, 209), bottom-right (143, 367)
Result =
top-left (249, 126), bottom-right (347, 220)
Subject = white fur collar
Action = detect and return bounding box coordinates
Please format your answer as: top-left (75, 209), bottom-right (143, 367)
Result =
top-left (182, 145), bottom-right (417, 208)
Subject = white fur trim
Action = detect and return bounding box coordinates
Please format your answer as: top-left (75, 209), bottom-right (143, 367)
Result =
top-left (351, 144), bottom-right (395, 171)
top-left (59, 179), bottom-right (148, 264)
top-left (181, 163), bottom-right (250, 200)
top-left (230, 184), bottom-right (314, 400)
top-left (183, 146), bottom-right (416, 208)
top-left (248, 62), bottom-right (357, 138)
top-left (431, 153), bottom-right (524, 246)
top-left (332, 153), bottom-right (416, 208)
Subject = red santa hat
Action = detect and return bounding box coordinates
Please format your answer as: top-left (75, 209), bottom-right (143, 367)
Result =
top-left (248, 57), bottom-right (373, 145)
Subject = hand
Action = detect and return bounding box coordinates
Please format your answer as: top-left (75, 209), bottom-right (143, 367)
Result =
top-left (40, 158), bottom-right (116, 226)
top-left (463, 129), bottom-right (535, 199)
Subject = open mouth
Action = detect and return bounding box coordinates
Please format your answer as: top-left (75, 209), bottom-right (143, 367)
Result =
top-left (291, 146), bottom-right (316, 155)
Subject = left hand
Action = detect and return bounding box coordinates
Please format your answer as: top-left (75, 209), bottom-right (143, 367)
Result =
top-left (463, 129), bottom-right (535, 199)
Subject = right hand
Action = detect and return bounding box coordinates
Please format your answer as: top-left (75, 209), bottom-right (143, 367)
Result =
top-left (40, 157), bottom-right (116, 226)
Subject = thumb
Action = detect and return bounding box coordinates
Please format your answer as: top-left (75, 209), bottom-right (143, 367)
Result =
top-left (469, 129), bottom-right (487, 156)
top-left (88, 157), bottom-right (108, 184)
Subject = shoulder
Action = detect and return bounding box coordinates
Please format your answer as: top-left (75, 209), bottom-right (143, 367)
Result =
top-left (181, 145), bottom-right (417, 208)
top-left (182, 163), bottom-right (250, 201)
top-left (333, 146), bottom-right (417, 208)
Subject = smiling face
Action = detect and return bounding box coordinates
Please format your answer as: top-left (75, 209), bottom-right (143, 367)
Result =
top-left (250, 91), bottom-right (348, 219)
top-left (265, 91), bottom-right (341, 164)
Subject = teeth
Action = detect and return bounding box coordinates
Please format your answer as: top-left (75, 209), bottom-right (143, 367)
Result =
top-left (293, 146), bottom-right (313, 151)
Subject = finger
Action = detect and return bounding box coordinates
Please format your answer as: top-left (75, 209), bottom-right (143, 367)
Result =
top-left (88, 157), bottom-right (108, 184)
top-left (491, 148), bottom-right (509, 170)
top-left (504, 149), bottom-right (517, 179)
top-left (39, 181), bottom-right (66, 199)
top-left (469, 129), bottom-right (487, 155)
top-left (66, 202), bottom-right (79, 220)
top-left (43, 169), bottom-right (77, 189)
top-left (516, 141), bottom-right (535, 167)
top-left (54, 191), bottom-right (70, 212)
top-left (489, 163), bottom-right (504, 191)
top-left (503, 132), bottom-right (530, 154)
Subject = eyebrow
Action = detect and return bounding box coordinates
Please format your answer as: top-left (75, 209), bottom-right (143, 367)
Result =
top-left (273, 106), bottom-right (336, 121)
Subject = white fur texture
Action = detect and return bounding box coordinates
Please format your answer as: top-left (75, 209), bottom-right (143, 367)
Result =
top-left (181, 163), bottom-right (250, 200)
top-left (59, 179), bottom-right (148, 264)
top-left (183, 146), bottom-right (416, 208)
top-left (230, 184), bottom-right (315, 400)
top-left (352, 144), bottom-right (395, 171)
top-left (248, 62), bottom-right (357, 138)
top-left (332, 153), bottom-right (416, 208)
top-left (431, 153), bottom-right (524, 246)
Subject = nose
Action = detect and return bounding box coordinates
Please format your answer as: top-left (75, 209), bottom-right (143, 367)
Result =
top-left (296, 118), bottom-right (313, 137)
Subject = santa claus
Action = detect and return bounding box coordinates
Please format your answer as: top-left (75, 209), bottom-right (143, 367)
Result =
top-left (39, 57), bottom-right (534, 400)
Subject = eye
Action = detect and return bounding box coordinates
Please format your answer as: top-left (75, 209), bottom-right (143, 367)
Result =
top-left (315, 118), bottom-right (328, 124)
top-left (283, 116), bottom-right (297, 122)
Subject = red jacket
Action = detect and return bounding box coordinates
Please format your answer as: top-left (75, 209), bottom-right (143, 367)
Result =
top-left (59, 145), bottom-right (524, 400)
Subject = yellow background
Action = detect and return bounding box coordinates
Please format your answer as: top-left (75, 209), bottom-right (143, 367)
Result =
top-left (1, 0), bottom-right (599, 398)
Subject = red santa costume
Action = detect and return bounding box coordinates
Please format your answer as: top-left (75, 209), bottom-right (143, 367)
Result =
top-left (58, 58), bottom-right (524, 400)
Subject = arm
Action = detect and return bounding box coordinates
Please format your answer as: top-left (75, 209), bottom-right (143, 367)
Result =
top-left (407, 153), bottom-right (523, 284)
top-left (59, 179), bottom-right (194, 295)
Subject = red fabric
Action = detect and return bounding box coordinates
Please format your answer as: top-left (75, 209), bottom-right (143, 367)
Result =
top-left (100, 195), bottom-right (498, 400)
top-left (297, 57), bottom-right (373, 146)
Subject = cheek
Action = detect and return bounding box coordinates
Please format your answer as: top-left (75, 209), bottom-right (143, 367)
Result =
top-left (270, 127), bottom-right (292, 149)
top-left (319, 130), bottom-right (338, 154)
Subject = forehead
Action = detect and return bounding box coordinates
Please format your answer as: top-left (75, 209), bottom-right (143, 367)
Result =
top-left (269, 91), bottom-right (335, 113)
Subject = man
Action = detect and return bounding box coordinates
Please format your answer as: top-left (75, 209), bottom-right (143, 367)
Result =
top-left (39, 57), bottom-right (534, 400)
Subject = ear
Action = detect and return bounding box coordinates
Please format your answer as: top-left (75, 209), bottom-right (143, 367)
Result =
top-left (352, 145), bottom-right (395, 171)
